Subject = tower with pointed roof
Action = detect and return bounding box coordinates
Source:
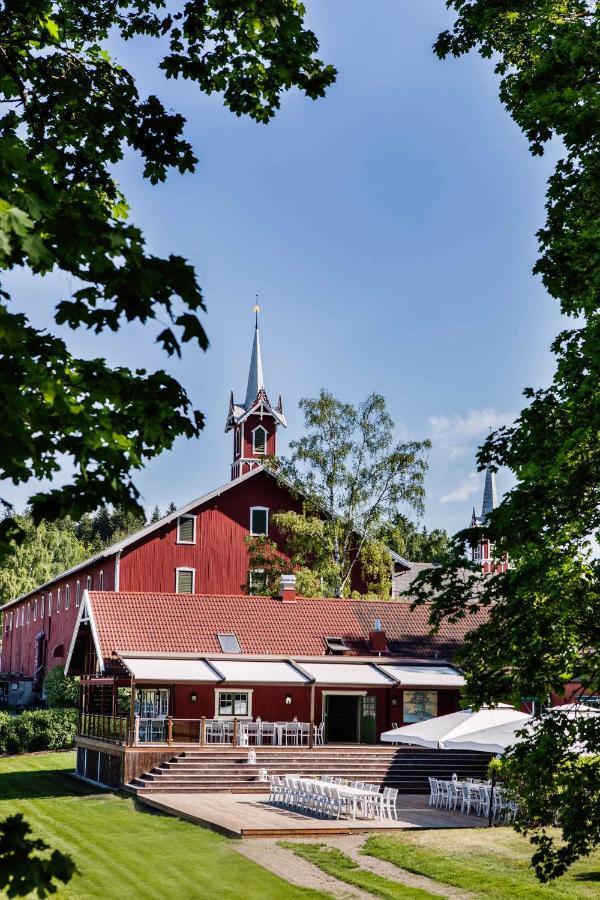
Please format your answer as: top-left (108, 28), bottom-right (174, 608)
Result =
top-left (225, 309), bottom-right (286, 480)
top-left (469, 466), bottom-right (505, 573)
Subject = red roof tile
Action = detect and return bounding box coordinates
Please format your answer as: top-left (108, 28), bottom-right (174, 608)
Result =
top-left (87, 591), bottom-right (487, 666)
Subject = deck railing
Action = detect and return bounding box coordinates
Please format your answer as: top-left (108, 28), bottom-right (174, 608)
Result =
top-left (79, 713), bottom-right (130, 744)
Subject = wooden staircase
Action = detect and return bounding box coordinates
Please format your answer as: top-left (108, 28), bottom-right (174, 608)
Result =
top-left (126, 746), bottom-right (491, 795)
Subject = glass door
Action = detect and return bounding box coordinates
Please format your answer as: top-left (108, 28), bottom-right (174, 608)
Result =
top-left (136, 689), bottom-right (169, 742)
top-left (360, 696), bottom-right (377, 744)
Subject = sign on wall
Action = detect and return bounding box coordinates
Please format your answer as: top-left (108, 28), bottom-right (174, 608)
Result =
top-left (403, 690), bottom-right (437, 723)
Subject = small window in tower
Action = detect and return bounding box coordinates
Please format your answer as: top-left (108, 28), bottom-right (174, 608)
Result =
top-left (250, 507), bottom-right (269, 536)
top-left (176, 567), bottom-right (195, 594)
top-left (235, 428), bottom-right (241, 457)
top-left (217, 633), bottom-right (241, 653)
top-left (253, 426), bottom-right (267, 455)
top-left (177, 514), bottom-right (196, 544)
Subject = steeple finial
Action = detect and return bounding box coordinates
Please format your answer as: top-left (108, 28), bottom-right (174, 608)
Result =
top-left (481, 465), bottom-right (497, 519)
top-left (244, 303), bottom-right (265, 410)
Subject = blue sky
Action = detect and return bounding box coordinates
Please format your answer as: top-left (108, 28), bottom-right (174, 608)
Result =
top-left (3, 1), bottom-right (565, 536)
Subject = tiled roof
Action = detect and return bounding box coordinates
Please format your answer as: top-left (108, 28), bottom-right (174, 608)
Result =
top-left (87, 591), bottom-right (488, 667)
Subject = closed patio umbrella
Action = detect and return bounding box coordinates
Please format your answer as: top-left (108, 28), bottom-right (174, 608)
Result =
top-left (380, 704), bottom-right (530, 749)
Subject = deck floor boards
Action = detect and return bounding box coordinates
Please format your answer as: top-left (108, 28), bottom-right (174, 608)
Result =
top-left (137, 792), bottom-right (484, 837)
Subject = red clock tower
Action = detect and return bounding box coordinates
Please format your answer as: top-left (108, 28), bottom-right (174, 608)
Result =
top-left (225, 308), bottom-right (286, 480)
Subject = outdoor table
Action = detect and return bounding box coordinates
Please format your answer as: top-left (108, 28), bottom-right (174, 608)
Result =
top-left (294, 777), bottom-right (381, 820)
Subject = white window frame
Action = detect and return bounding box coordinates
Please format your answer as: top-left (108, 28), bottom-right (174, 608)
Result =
top-left (27, 603), bottom-right (30, 624)
top-left (20, 606), bottom-right (24, 626)
top-left (249, 506), bottom-right (269, 536)
top-left (214, 689), bottom-right (253, 720)
top-left (176, 514), bottom-right (196, 545)
top-left (87, 575), bottom-right (92, 591)
top-left (40, 595), bottom-right (45, 618)
top-left (48, 592), bottom-right (52, 616)
top-left (64, 584), bottom-right (69, 610)
top-left (175, 567), bottom-right (196, 594)
top-left (33, 598), bottom-right (37, 621)
top-left (252, 425), bottom-right (268, 455)
top-left (57, 588), bottom-right (61, 612)
top-left (248, 568), bottom-right (267, 594)
top-left (76, 580), bottom-right (81, 608)
top-left (99, 570), bottom-right (104, 590)
top-left (235, 427), bottom-right (241, 457)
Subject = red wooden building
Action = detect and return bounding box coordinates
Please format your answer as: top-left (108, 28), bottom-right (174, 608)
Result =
top-left (0, 319), bottom-right (412, 705)
top-left (64, 578), bottom-right (490, 787)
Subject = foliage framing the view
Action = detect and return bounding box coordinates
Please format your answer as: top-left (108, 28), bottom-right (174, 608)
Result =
top-left (0, 813), bottom-right (75, 898)
top-left (0, 1), bottom-right (336, 561)
top-left (411, 0), bottom-right (600, 879)
top-left (255, 390), bottom-right (430, 598)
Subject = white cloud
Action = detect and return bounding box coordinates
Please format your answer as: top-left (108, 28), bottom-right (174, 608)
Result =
top-left (439, 471), bottom-right (480, 504)
top-left (427, 408), bottom-right (514, 459)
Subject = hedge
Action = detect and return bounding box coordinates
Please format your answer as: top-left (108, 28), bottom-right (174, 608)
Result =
top-left (0, 708), bottom-right (77, 755)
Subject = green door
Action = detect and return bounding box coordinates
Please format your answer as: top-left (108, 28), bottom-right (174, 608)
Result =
top-left (360, 696), bottom-right (377, 744)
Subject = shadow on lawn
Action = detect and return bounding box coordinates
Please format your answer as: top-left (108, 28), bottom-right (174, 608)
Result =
top-left (573, 871), bottom-right (600, 882)
top-left (0, 768), bottom-right (107, 801)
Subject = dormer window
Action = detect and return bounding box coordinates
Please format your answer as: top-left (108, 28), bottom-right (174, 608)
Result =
top-left (177, 514), bottom-right (196, 544)
top-left (324, 636), bottom-right (348, 655)
top-left (252, 425), bottom-right (267, 455)
top-left (250, 507), bottom-right (269, 536)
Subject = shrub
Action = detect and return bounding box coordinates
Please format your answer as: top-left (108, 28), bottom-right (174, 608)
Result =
top-left (0, 709), bottom-right (77, 755)
top-left (44, 665), bottom-right (79, 708)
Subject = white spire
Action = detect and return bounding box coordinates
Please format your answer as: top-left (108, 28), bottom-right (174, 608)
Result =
top-left (244, 314), bottom-right (265, 411)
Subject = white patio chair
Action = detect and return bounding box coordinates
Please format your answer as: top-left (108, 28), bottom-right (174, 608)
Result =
top-left (260, 722), bottom-right (275, 745)
top-left (427, 777), bottom-right (440, 807)
top-left (326, 785), bottom-right (351, 820)
top-left (378, 787), bottom-right (398, 820)
top-left (460, 782), bottom-right (477, 815)
top-left (478, 785), bottom-right (491, 818)
top-left (313, 721), bottom-right (325, 745)
top-left (446, 781), bottom-right (460, 810)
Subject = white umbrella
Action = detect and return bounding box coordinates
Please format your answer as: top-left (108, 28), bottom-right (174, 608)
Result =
top-left (380, 704), bottom-right (530, 749)
top-left (444, 717), bottom-right (532, 754)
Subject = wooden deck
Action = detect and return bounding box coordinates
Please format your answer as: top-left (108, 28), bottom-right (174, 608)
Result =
top-left (136, 791), bottom-right (485, 837)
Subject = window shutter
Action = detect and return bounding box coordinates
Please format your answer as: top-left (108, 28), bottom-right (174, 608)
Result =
top-left (177, 569), bottom-right (194, 593)
top-left (177, 516), bottom-right (195, 543)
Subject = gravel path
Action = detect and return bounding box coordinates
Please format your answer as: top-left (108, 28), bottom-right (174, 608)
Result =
top-left (319, 835), bottom-right (472, 899)
top-left (237, 834), bottom-right (474, 899)
top-left (234, 838), bottom-right (369, 899)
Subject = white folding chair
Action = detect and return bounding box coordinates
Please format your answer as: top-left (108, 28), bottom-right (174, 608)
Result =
top-left (313, 721), bottom-right (325, 745)
top-left (378, 787), bottom-right (398, 820)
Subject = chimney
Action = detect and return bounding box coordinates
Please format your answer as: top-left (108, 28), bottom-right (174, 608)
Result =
top-left (368, 617), bottom-right (387, 655)
top-left (279, 574), bottom-right (297, 603)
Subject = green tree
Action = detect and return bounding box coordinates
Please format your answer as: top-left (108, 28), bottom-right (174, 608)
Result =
top-left (0, 813), bottom-right (75, 898)
top-left (76, 504), bottom-right (146, 549)
top-left (0, 1), bottom-right (335, 561)
top-left (379, 513), bottom-right (452, 564)
top-left (271, 390), bottom-right (430, 597)
top-left (0, 513), bottom-right (89, 604)
top-left (412, 0), bottom-right (599, 878)
top-left (43, 665), bottom-right (78, 709)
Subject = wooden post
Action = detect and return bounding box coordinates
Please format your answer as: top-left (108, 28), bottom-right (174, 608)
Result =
top-left (167, 716), bottom-right (173, 747)
top-left (309, 683), bottom-right (316, 749)
top-left (128, 679), bottom-right (136, 746)
top-left (232, 717), bottom-right (238, 747)
top-left (77, 682), bottom-right (84, 735)
top-left (111, 679), bottom-right (117, 717)
top-left (200, 717), bottom-right (206, 746)
top-left (134, 715), bottom-right (140, 745)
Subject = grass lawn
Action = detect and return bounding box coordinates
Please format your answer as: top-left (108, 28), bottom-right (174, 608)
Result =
top-left (364, 829), bottom-right (600, 899)
top-left (279, 841), bottom-right (436, 899)
top-left (0, 752), bottom-right (326, 899)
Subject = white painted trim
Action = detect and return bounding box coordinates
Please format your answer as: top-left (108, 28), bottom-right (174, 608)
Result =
top-left (64, 590), bottom-right (102, 675)
top-left (114, 551), bottom-right (121, 592)
top-left (213, 688), bottom-right (254, 719)
top-left (175, 567), bottom-right (196, 594)
top-left (99, 570), bottom-right (104, 590)
top-left (76, 580), bottom-right (81, 608)
top-left (176, 514), bottom-right (197, 545)
top-left (249, 506), bottom-right (269, 536)
top-left (321, 690), bottom-right (368, 697)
